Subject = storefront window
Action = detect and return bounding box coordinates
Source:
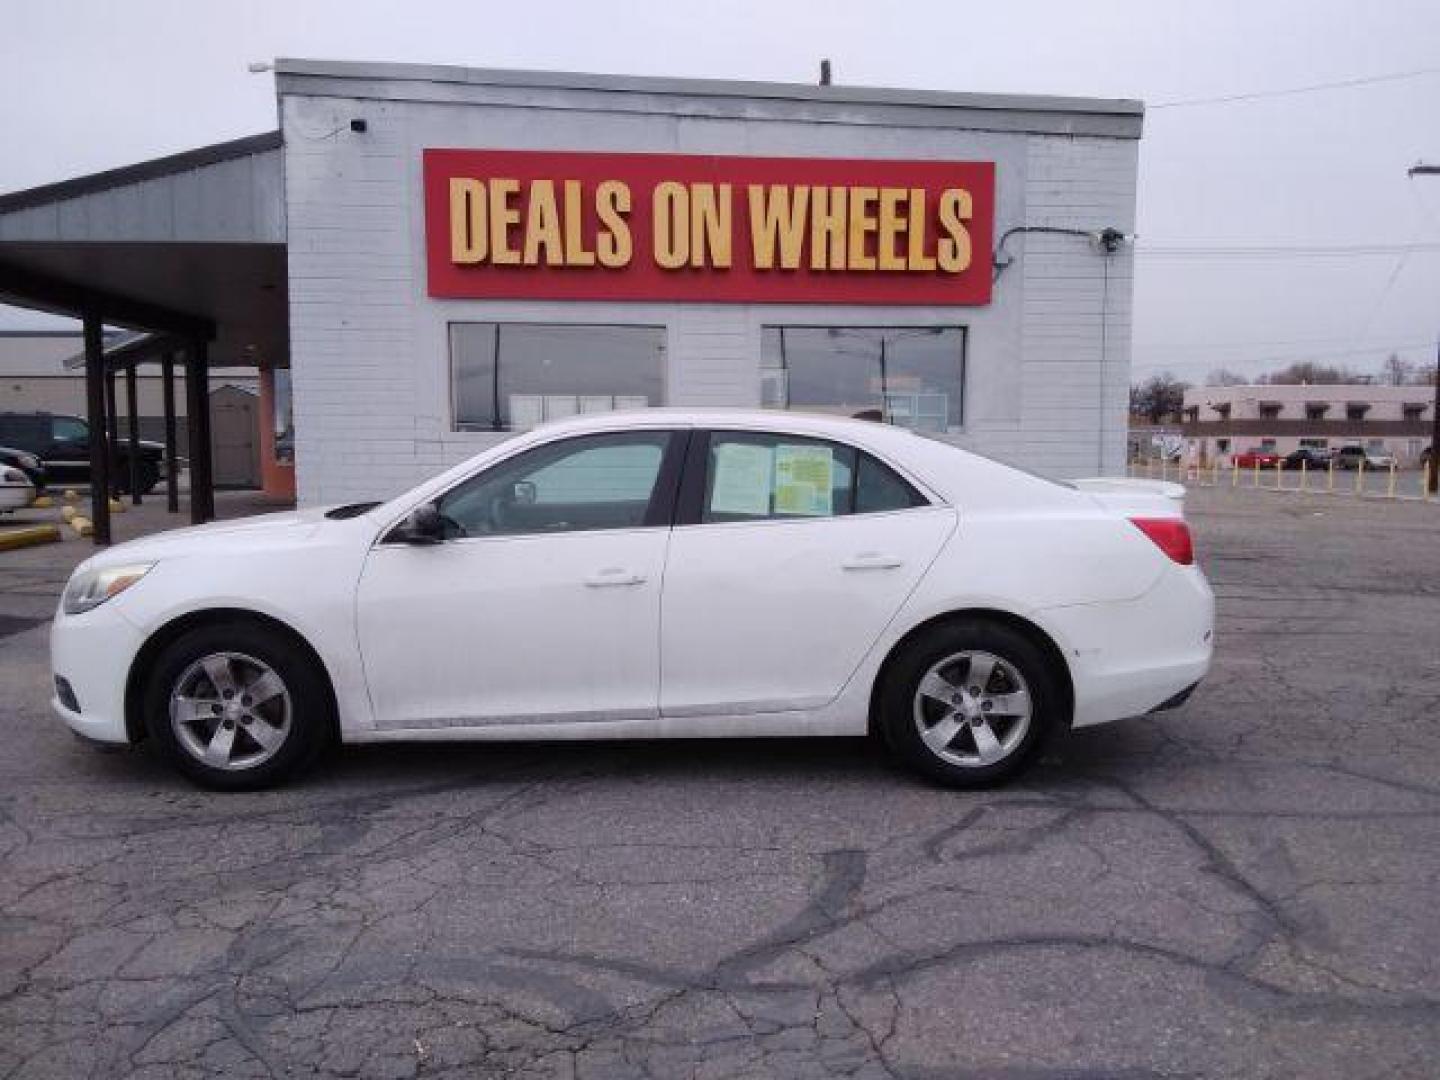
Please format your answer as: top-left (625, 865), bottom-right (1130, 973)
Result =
top-left (451, 323), bottom-right (665, 431)
top-left (760, 326), bottom-right (966, 432)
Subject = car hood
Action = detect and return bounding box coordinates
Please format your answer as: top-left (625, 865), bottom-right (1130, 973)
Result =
top-left (76, 506), bottom-right (362, 571)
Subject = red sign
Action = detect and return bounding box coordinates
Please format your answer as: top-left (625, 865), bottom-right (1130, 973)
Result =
top-left (423, 149), bottom-right (994, 305)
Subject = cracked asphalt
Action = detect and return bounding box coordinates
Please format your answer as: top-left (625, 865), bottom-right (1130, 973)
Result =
top-left (2, 486), bottom-right (1438, 1078)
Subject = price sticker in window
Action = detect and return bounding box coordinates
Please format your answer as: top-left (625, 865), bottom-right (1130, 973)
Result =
top-left (773, 444), bottom-right (834, 516)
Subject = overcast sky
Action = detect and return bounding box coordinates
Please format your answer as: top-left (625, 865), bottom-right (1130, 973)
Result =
top-left (2, 0), bottom-right (1437, 383)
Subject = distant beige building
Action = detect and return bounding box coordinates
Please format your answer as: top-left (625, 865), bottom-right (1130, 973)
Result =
top-left (1181, 384), bottom-right (1433, 465)
top-left (0, 329), bottom-right (256, 434)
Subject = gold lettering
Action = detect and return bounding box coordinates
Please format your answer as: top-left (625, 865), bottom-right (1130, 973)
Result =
top-left (847, 187), bottom-right (878, 271)
top-left (748, 184), bottom-right (808, 270)
top-left (596, 181), bottom-right (632, 268)
top-left (449, 178), bottom-right (487, 264)
top-left (653, 181), bottom-right (690, 269)
top-left (563, 180), bottom-right (596, 267)
top-left (810, 186), bottom-right (847, 270)
top-left (877, 187), bottom-right (907, 271)
top-left (690, 183), bottom-right (733, 268)
top-left (522, 179), bottom-right (564, 266)
top-left (936, 188), bottom-right (973, 273)
top-left (906, 188), bottom-right (936, 271)
top-left (487, 178), bottom-right (521, 265)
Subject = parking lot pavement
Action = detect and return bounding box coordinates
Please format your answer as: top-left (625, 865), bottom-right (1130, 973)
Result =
top-left (1, 488), bottom-right (1438, 1079)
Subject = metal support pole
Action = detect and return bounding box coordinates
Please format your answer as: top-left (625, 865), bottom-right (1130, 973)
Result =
top-left (82, 313), bottom-right (111, 545)
top-left (184, 342), bottom-right (214, 523)
top-left (1430, 336), bottom-right (1440, 494)
top-left (103, 364), bottom-right (120, 503)
top-left (125, 361), bottom-right (141, 505)
top-left (162, 352), bottom-right (179, 513)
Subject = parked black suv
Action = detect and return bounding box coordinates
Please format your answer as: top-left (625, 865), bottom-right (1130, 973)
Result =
top-left (0, 412), bottom-right (164, 494)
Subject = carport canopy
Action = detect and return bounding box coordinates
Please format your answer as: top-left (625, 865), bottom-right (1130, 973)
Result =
top-left (0, 132), bottom-right (288, 542)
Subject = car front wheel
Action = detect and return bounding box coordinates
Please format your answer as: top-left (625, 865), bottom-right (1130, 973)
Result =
top-left (142, 621), bottom-right (332, 790)
top-left (878, 619), bottom-right (1062, 788)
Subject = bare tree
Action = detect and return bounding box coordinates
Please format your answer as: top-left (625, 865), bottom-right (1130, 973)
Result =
top-left (1129, 373), bottom-right (1191, 424)
top-left (1380, 353), bottom-right (1414, 386)
top-left (1205, 367), bottom-right (1249, 386)
top-left (1259, 361), bottom-right (1362, 385)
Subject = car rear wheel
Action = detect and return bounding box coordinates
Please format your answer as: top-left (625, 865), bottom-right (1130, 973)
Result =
top-left (878, 619), bottom-right (1062, 788)
top-left (142, 621), bottom-right (331, 790)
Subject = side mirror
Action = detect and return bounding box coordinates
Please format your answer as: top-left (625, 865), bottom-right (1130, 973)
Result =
top-left (395, 503), bottom-right (445, 545)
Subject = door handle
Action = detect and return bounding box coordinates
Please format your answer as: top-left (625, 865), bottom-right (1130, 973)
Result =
top-left (584, 567), bottom-right (647, 587)
top-left (842, 552), bottom-right (904, 571)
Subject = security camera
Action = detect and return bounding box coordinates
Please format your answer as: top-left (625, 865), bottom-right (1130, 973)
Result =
top-left (1097, 227), bottom-right (1126, 253)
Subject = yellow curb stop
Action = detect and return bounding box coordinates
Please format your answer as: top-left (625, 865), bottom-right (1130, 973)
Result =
top-left (0, 523), bottom-right (63, 551)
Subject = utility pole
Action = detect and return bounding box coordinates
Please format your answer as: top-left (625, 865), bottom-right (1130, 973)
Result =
top-left (1410, 163), bottom-right (1440, 493)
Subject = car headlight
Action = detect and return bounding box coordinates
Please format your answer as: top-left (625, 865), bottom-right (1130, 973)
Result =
top-left (2, 467), bottom-right (25, 483)
top-left (62, 562), bottom-right (155, 615)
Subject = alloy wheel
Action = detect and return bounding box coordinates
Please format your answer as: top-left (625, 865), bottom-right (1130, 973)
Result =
top-left (169, 651), bottom-right (293, 771)
top-left (912, 650), bottom-right (1033, 768)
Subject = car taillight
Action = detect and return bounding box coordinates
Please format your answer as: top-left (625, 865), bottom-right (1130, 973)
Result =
top-left (1129, 517), bottom-right (1194, 565)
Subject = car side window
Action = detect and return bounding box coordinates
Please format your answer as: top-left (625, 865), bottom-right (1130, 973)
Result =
top-left (699, 433), bottom-right (930, 524)
top-left (701, 433), bottom-right (858, 523)
top-left (855, 453), bottom-right (928, 514)
top-left (51, 417), bottom-right (87, 445)
top-left (435, 431), bottom-right (674, 538)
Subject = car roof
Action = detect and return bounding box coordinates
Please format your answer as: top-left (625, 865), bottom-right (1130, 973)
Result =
top-left (387, 407), bottom-right (1087, 516)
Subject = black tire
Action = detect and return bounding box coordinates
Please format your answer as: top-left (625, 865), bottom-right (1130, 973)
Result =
top-left (142, 620), bottom-right (333, 791)
top-left (877, 618), bottom-right (1064, 788)
top-left (113, 462), bottom-right (160, 496)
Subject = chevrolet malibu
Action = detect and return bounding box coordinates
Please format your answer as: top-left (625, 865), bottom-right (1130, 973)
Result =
top-left (51, 410), bottom-right (1213, 791)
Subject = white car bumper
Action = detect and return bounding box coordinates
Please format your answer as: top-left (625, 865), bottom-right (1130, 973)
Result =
top-left (1040, 565), bottom-right (1215, 729)
top-left (50, 603), bottom-right (142, 745)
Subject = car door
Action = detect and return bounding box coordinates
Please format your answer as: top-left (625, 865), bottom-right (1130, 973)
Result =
top-left (44, 416), bottom-right (91, 485)
top-left (659, 429), bottom-right (956, 717)
top-left (355, 428), bottom-right (686, 730)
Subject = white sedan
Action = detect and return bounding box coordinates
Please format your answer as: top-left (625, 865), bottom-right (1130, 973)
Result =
top-left (1, 465), bottom-right (36, 514)
top-left (51, 410), bottom-right (1213, 790)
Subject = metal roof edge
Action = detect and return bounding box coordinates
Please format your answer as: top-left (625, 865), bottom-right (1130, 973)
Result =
top-left (0, 131), bottom-right (283, 216)
top-left (273, 58), bottom-right (1145, 118)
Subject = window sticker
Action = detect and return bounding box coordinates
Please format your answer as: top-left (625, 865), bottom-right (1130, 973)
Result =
top-left (773, 444), bottom-right (834, 516)
top-left (710, 442), bottom-right (774, 516)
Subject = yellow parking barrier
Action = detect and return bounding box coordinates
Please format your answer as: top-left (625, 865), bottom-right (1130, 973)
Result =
top-left (1425, 462), bottom-right (1434, 501)
top-left (62, 489), bottom-right (79, 502)
top-left (1253, 458), bottom-right (1260, 487)
top-left (1387, 461), bottom-right (1397, 498)
top-left (61, 505), bottom-right (76, 523)
top-left (70, 516), bottom-right (93, 537)
top-left (1355, 458), bottom-right (1364, 495)
top-left (1328, 458), bottom-right (1336, 493)
top-left (1274, 460), bottom-right (1284, 490)
top-left (1231, 460), bottom-right (1239, 488)
top-left (31, 494), bottom-right (54, 508)
top-left (1300, 459), bottom-right (1308, 492)
top-left (0, 524), bottom-right (61, 551)
top-left (1213, 460), bottom-right (1221, 487)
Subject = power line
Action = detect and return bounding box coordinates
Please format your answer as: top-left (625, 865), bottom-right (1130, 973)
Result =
top-left (1150, 65), bottom-right (1440, 109)
top-left (1131, 340), bottom-right (1434, 370)
top-left (1134, 335), bottom-right (1433, 354)
top-left (1134, 241), bottom-right (1440, 259)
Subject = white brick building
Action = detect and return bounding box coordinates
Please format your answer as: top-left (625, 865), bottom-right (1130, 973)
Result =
top-left (278, 61), bottom-right (1142, 505)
